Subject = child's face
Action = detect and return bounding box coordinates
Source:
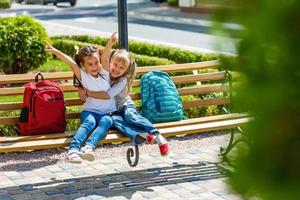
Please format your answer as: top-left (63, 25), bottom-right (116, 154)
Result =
top-left (83, 53), bottom-right (101, 77)
top-left (110, 58), bottom-right (129, 78)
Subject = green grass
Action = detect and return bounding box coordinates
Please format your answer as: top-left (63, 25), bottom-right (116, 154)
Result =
top-left (39, 58), bottom-right (71, 72)
top-left (0, 95), bottom-right (22, 103)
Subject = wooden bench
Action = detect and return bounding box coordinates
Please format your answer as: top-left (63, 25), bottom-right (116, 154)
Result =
top-left (0, 60), bottom-right (250, 164)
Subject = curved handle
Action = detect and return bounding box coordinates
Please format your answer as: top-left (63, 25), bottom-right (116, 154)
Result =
top-left (126, 145), bottom-right (139, 167)
top-left (34, 73), bottom-right (44, 82)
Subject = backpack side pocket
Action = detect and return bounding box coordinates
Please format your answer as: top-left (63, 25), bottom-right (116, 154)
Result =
top-left (19, 107), bottom-right (29, 123)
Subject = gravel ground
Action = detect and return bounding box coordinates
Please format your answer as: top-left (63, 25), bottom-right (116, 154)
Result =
top-left (0, 132), bottom-right (230, 171)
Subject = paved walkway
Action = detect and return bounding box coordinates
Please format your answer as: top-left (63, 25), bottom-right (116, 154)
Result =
top-left (0, 144), bottom-right (241, 200)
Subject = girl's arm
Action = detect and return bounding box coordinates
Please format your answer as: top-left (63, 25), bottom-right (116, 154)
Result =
top-left (101, 32), bottom-right (118, 72)
top-left (78, 88), bottom-right (110, 102)
top-left (45, 42), bottom-right (81, 80)
top-left (78, 78), bottom-right (127, 101)
top-left (87, 90), bottom-right (110, 99)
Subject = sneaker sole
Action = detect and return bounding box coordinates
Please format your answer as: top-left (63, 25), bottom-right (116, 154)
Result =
top-left (64, 158), bottom-right (82, 164)
top-left (78, 152), bottom-right (95, 162)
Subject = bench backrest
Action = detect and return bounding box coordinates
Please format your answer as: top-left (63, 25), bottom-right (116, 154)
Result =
top-left (0, 60), bottom-right (230, 127)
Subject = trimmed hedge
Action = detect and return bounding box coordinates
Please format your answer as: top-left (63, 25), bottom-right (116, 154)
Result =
top-left (0, 0), bottom-right (11, 9)
top-left (0, 15), bottom-right (48, 74)
top-left (51, 39), bottom-right (175, 67)
top-left (51, 35), bottom-right (218, 63)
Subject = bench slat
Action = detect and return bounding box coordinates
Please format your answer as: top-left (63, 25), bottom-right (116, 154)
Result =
top-left (132, 71), bottom-right (226, 87)
top-left (0, 112), bottom-right (82, 125)
top-left (183, 97), bottom-right (230, 109)
top-left (0, 133), bottom-right (130, 153)
top-left (0, 84), bottom-right (229, 112)
top-left (0, 97), bottom-right (231, 125)
top-left (161, 117), bottom-right (250, 137)
top-left (125, 85), bottom-right (230, 103)
top-left (178, 84), bottom-right (229, 96)
top-left (0, 71), bottom-right (226, 96)
top-left (0, 113), bottom-right (248, 143)
top-left (0, 72), bottom-right (74, 84)
top-left (0, 61), bottom-right (220, 85)
top-left (136, 60), bottom-right (219, 73)
top-left (0, 117), bottom-right (250, 153)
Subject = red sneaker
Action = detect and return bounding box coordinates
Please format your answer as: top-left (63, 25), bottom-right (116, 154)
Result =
top-left (146, 134), bottom-right (156, 144)
top-left (159, 143), bottom-right (170, 156)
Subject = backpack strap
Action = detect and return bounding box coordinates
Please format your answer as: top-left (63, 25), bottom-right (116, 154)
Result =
top-left (73, 75), bottom-right (83, 88)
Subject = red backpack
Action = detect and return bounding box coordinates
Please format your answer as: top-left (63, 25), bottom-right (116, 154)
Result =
top-left (18, 73), bottom-right (66, 135)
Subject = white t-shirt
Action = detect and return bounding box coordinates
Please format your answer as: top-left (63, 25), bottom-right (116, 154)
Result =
top-left (80, 68), bottom-right (116, 114)
top-left (107, 77), bottom-right (134, 110)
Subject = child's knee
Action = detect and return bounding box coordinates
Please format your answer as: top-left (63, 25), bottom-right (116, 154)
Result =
top-left (99, 115), bottom-right (113, 127)
top-left (124, 111), bottom-right (138, 122)
top-left (81, 116), bottom-right (96, 129)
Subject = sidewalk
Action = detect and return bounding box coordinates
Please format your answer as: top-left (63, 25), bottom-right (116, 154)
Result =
top-left (0, 143), bottom-right (241, 200)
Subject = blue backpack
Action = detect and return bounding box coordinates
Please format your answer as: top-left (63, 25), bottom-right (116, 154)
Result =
top-left (140, 70), bottom-right (184, 123)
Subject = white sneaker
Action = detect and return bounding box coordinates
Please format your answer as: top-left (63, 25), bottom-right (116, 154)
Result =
top-left (79, 145), bottom-right (95, 162)
top-left (65, 150), bottom-right (82, 164)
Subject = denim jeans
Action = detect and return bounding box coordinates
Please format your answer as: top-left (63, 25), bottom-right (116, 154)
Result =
top-left (112, 104), bottom-right (158, 144)
top-left (69, 111), bottom-right (113, 151)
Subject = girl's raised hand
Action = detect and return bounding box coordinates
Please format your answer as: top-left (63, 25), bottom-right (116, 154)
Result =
top-left (45, 41), bottom-right (56, 54)
top-left (109, 32), bottom-right (118, 46)
top-left (98, 47), bottom-right (103, 56)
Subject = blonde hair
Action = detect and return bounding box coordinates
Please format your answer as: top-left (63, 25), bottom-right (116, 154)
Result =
top-left (110, 49), bottom-right (136, 96)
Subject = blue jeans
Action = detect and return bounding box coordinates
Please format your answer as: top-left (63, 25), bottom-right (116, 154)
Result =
top-left (112, 105), bottom-right (158, 144)
top-left (69, 111), bottom-right (113, 151)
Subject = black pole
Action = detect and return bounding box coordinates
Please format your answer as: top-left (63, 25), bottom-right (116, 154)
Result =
top-left (117, 0), bottom-right (128, 50)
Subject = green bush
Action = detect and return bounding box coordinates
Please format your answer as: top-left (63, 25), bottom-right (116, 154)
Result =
top-left (51, 39), bottom-right (175, 67)
top-left (51, 35), bottom-right (109, 48)
top-left (51, 35), bottom-right (218, 63)
top-left (215, 0), bottom-right (300, 199)
top-left (0, 15), bottom-right (48, 74)
top-left (131, 53), bottom-right (175, 66)
top-left (51, 39), bottom-right (96, 59)
top-left (0, 0), bottom-right (11, 9)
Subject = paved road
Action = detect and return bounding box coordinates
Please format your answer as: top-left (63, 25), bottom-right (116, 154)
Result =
top-left (1, 0), bottom-right (239, 54)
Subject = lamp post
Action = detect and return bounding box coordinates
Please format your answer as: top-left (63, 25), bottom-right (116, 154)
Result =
top-left (117, 0), bottom-right (128, 50)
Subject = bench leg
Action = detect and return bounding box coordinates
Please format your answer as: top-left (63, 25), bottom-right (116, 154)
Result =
top-left (126, 145), bottom-right (139, 167)
top-left (220, 127), bottom-right (246, 166)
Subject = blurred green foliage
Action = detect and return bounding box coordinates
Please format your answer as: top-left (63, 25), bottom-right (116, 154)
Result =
top-left (216, 0), bottom-right (300, 199)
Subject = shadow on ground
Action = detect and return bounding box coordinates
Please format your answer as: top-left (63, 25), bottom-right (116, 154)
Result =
top-left (0, 162), bottom-right (225, 199)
